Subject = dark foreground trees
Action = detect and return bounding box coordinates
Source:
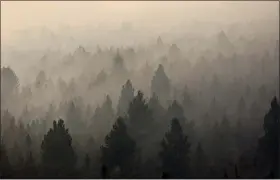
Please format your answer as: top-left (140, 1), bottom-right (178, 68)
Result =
top-left (257, 97), bottom-right (280, 178)
top-left (0, 142), bottom-right (13, 178)
top-left (1, 95), bottom-right (279, 179)
top-left (159, 118), bottom-right (191, 178)
top-left (101, 117), bottom-right (139, 178)
top-left (41, 119), bottom-right (77, 178)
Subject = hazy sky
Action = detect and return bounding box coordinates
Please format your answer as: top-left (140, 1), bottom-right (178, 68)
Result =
top-left (1, 1), bottom-right (279, 39)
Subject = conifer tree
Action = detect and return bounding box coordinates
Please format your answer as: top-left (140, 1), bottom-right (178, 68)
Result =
top-left (127, 91), bottom-right (156, 157)
top-left (113, 50), bottom-right (126, 75)
top-left (159, 118), bottom-right (191, 178)
top-left (257, 97), bottom-right (280, 178)
top-left (66, 101), bottom-right (84, 135)
top-left (151, 64), bottom-right (171, 107)
top-left (101, 117), bottom-right (138, 178)
top-left (166, 100), bottom-right (194, 141)
top-left (41, 119), bottom-right (77, 178)
top-left (148, 92), bottom-right (165, 122)
top-left (92, 95), bottom-right (115, 141)
top-left (117, 79), bottom-right (134, 117)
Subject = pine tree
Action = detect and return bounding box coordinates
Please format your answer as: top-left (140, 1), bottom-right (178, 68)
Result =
top-left (66, 101), bottom-right (85, 135)
top-left (151, 64), bottom-right (171, 107)
top-left (127, 91), bottom-right (156, 157)
top-left (148, 92), bottom-right (165, 122)
top-left (166, 100), bottom-right (194, 141)
top-left (41, 119), bottom-right (77, 178)
top-left (92, 70), bottom-right (107, 87)
top-left (166, 100), bottom-right (186, 128)
top-left (168, 44), bottom-right (181, 60)
top-left (92, 95), bottom-right (115, 141)
top-left (157, 36), bottom-right (163, 47)
top-left (117, 79), bottom-right (134, 117)
top-left (113, 50), bottom-right (126, 74)
top-left (159, 118), bottom-right (191, 178)
top-left (257, 97), bottom-right (280, 178)
top-left (101, 117), bottom-right (138, 178)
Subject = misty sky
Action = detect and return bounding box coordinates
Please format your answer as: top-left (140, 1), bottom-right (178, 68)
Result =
top-left (1, 1), bottom-right (279, 40)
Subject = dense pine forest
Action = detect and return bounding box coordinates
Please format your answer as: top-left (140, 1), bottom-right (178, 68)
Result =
top-left (1, 2), bottom-right (279, 178)
top-left (1, 34), bottom-right (279, 178)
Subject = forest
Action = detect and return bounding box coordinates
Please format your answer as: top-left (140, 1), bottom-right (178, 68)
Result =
top-left (1, 33), bottom-right (279, 178)
top-left (1, 2), bottom-right (279, 178)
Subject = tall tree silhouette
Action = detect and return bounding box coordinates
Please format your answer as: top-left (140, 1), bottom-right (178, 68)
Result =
top-left (157, 36), bottom-right (164, 47)
top-left (166, 100), bottom-right (194, 142)
top-left (168, 44), bottom-right (181, 60)
top-left (41, 119), bottom-right (77, 178)
top-left (127, 91), bottom-right (156, 157)
top-left (159, 118), bottom-right (191, 178)
top-left (151, 64), bottom-right (171, 107)
top-left (117, 79), bottom-right (134, 117)
top-left (166, 101), bottom-right (186, 128)
top-left (257, 97), bottom-right (279, 178)
top-left (66, 100), bottom-right (85, 135)
top-left (92, 95), bottom-right (115, 142)
top-left (113, 50), bottom-right (127, 75)
top-left (148, 92), bottom-right (165, 122)
top-left (89, 70), bottom-right (107, 88)
top-left (101, 117), bottom-right (138, 178)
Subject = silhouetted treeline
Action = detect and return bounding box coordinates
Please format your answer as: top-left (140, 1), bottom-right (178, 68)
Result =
top-left (1, 33), bottom-right (279, 178)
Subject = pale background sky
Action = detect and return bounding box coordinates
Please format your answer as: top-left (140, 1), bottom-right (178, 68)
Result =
top-left (1, 1), bottom-right (279, 40)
